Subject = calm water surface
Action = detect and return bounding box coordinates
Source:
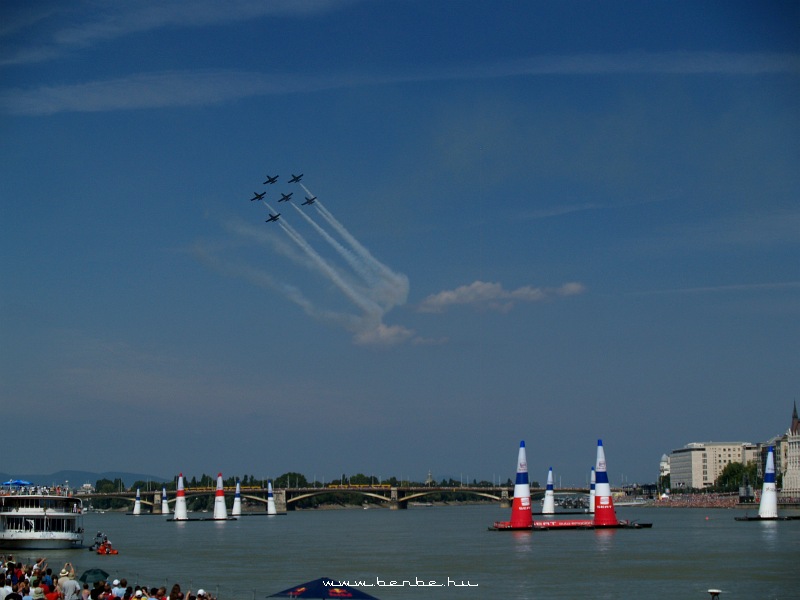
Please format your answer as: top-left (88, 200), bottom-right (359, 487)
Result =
top-left (18, 505), bottom-right (800, 599)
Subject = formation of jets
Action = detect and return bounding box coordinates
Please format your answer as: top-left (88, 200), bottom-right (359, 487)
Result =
top-left (246, 172), bottom-right (315, 223)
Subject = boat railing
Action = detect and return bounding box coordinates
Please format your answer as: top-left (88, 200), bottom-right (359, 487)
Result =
top-left (0, 487), bottom-right (76, 497)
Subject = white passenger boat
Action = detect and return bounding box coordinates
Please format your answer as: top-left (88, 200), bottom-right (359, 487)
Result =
top-left (0, 489), bottom-right (84, 549)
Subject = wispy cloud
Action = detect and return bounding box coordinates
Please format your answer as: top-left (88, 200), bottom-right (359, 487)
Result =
top-left (196, 213), bottom-right (412, 347)
top-left (3, 51), bottom-right (798, 116)
top-left (634, 281), bottom-right (800, 296)
top-left (1, 0), bottom-right (361, 66)
top-left (418, 281), bottom-right (585, 314)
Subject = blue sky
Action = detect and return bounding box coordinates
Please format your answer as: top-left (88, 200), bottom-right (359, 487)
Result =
top-left (2, 0), bottom-right (798, 487)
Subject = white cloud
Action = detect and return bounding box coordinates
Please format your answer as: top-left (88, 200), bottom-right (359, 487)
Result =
top-left (1, 0), bottom-right (362, 66)
top-left (353, 323), bottom-right (415, 346)
top-left (3, 51), bottom-right (799, 115)
top-left (418, 281), bottom-right (585, 313)
top-left (634, 281), bottom-right (800, 296)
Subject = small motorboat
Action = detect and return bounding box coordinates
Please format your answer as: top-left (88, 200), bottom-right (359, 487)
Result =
top-left (96, 540), bottom-right (119, 555)
top-left (88, 531), bottom-right (106, 551)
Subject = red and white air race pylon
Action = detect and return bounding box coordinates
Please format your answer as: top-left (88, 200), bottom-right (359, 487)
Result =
top-left (589, 467), bottom-right (596, 514)
top-left (532, 439), bottom-right (651, 530)
top-left (133, 488), bottom-right (141, 515)
top-left (213, 473), bottom-right (228, 520)
top-left (490, 440), bottom-right (533, 530)
top-left (542, 467), bottom-right (555, 515)
top-left (593, 439), bottom-right (619, 527)
top-left (758, 446), bottom-right (778, 519)
top-left (173, 473), bottom-right (188, 521)
top-left (161, 487), bottom-right (169, 515)
top-left (232, 480), bottom-right (242, 517)
top-left (267, 479), bottom-right (277, 516)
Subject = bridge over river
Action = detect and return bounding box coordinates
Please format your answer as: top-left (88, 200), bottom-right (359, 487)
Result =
top-left (79, 486), bottom-right (592, 514)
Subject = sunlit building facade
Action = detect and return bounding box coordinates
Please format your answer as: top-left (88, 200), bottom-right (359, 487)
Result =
top-left (782, 402), bottom-right (800, 495)
top-left (670, 442), bottom-right (758, 490)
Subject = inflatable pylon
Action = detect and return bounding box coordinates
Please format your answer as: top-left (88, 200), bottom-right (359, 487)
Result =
top-left (267, 479), bottom-right (277, 516)
top-left (173, 473), bottom-right (188, 521)
top-left (213, 473), bottom-right (228, 520)
top-left (758, 446), bottom-right (778, 519)
top-left (532, 439), bottom-right (652, 530)
top-left (232, 480), bottom-right (242, 517)
top-left (161, 487), bottom-right (169, 515)
top-left (542, 467), bottom-right (555, 514)
top-left (593, 439), bottom-right (618, 527)
top-left (589, 467), bottom-right (596, 514)
top-left (132, 488), bottom-right (141, 515)
top-left (490, 441), bottom-right (532, 530)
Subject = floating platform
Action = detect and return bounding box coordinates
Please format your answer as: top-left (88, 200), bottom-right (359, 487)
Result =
top-left (533, 519), bottom-right (652, 530)
top-left (734, 515), bottom-right (800, 521)
top-left (165, 517), bottom-right (239, 522)
top-left (488, 522), bottom-right (533, 531)
top-left (235, 512), bottom-right (287, 517)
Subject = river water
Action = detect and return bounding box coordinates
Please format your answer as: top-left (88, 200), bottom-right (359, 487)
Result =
top-left (16, 505), bottom-right (800, 599)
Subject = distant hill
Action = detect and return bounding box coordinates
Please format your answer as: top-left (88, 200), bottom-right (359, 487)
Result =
top-left (0, 470), bottom-right (169, 488)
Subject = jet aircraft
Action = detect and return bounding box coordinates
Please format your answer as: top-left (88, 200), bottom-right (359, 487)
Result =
top-left (265, 213), bottom-right (281, 223)
top-left (279, 192), bottom-right (293, 202)
top-left (250, 191), bottom-right (266, 201)
top-left (263, 175), bottom-right (278, 184)
top-left (288, 173), bottom-right (303, 183)
top-left (302, 196), bottom-right (317, 206)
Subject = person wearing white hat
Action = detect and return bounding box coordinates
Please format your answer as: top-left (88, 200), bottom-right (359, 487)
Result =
top-left (57, 563), bottom-right (78, 599)
top-left (59, 569), bottom-right (81, 600)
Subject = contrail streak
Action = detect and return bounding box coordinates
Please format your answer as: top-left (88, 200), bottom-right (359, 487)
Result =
top-left (290, 202), bottom-right (379, 289)
top-left (218, 185), bottom-right (415, 345)
top-left (300, 183), bottom-right (409, 305)
top-left (265, 203), bottom-right (382, 316)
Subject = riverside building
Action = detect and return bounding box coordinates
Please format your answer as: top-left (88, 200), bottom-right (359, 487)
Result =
top-left (781, 402), bottom-right (800, 497)
top-left (669, 442), bottom-right (759, 490)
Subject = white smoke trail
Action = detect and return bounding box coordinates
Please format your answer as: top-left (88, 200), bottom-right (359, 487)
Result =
top-left (193, 238), bottom-right (361, 330)
top-left (290, 202), bottom-right (380, 289)
top-left (267, 204), bottom-right (383, 317)
top-left (214, 188), bottom-right (414, 345)
top-left (300, 183), bottom-right (409, 308)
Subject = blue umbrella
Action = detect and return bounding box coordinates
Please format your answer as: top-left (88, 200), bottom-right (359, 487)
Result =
top-left (2, 479), bottom-right (32, 486)
top-left (269, 577), bottom-right (381, 599)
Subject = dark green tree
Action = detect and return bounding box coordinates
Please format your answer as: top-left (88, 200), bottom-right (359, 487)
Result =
top-left (715, 461), bottom-right (758, 492)
top-left (93, 478), bottom-right (128, 510)
top-left (274, 472), bottom-right (308, 488)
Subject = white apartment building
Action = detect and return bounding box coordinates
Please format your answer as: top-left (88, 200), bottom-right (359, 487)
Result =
top-left (670, 442), bottom-right (759, 489)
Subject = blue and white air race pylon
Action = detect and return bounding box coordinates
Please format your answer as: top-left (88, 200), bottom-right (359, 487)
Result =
top-left (542, 467), bottom-right (555, 515)
top-left (758, 446), bottom-right (778, 519)
top-left (593, 439), bottom-right (619, 527)
top-left (161, 487), bottom-right (169, 515)
top-left (589, 467), bottom-right (596, 514)
top-left (490, 440), bottom-right (533, 530)
top-left (213, 473), bottom-right (228, 520)
top-left (133, 488), bottom-right (141, 515)
top-left (267, 479), bottom-right (277, 516)
top-left (173, 473), bottom-right (188, 521)
top-left (232, 480), bottom-right (242, 517)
